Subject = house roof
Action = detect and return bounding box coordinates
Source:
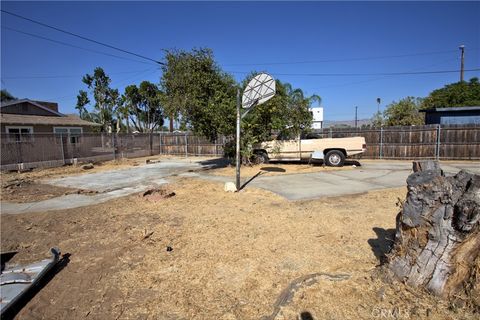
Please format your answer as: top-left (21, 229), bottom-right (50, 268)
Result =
top-left (1, 113), bottom-right (101, 126)
top-left (0, 99), bottom-right (65, 117)
top-left (420, 106), bottom-right (480, 113)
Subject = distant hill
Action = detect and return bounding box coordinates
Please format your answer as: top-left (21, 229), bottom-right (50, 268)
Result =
top-left (323, 119), bottom-right (372, 128)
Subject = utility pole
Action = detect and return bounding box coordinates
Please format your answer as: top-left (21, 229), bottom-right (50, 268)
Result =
top-left (376, 98), bottom-right (381, 113)
top-left (459, 45), bottom-right (465, 82)
top-left (355, 106), bottom-right (358, 129)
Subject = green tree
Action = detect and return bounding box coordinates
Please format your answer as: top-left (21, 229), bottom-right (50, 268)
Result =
top-left (383, 97), bottom-right (424, 126)
top-left (122, 81), bottom-right (164, 153)
top-left (121, 85), bottom-right (141, 133)
top-left (371, 111), bottom-right (384, 127)
top-left (284, 84), bottom-right (317, 135)
top-left (238, 74), bottom-right (314, 162)
top-left (122, 82), bottom-right (164, 133)
top-left (160, 48), bottom-right (316, 163)
top-left (422, 77), bottom-right (480, 109)
top-left (76, 67), bottom-right (119, 132)
top-left (76, 90), bottom-right (93, 121)
top-left (160, 48), bottom-right (237, 140)
top-left (136, 81), bottom-right (164, 133)
top-left (1, 89), bottom-right (16, 102)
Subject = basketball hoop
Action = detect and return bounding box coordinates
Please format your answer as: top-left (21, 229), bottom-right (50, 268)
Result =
top-left (235, 73), bottom-right (276, 191)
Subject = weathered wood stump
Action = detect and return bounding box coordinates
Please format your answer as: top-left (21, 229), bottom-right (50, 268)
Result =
top-left (388, 160), bottom-right (480, 307)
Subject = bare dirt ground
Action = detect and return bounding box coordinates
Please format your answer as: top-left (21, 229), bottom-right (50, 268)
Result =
top-left (1, 178), bottom-right (475, 320)
top-left (1, 179), bottom-right (97, 203)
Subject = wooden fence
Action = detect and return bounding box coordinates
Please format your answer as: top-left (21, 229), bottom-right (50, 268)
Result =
top-left (314, 124), bottom-right (480, 160)
top-left (1, 125), bottom-right (479, 171)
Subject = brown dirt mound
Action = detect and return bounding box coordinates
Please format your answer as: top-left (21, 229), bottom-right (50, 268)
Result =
top-left (1, 179), bottom-right (97, 203)
top-left (140, 187), bottom-right (176, 202)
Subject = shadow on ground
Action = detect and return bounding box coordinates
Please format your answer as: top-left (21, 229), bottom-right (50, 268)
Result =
top-left (368, 227), bottom-right (396, 265)
top-left (268, 159), bottom-right (362, 167)
top-left (260, 167), bottom-right (286, 173)
top-left (345, 159), bottom-right (362, 166)
top-left (300, 311), bottom-right (315, 320)
top-left (199, 158), bottom-right (230, 170)
top-left (240, 171), bottom-right (266, 190)
top-left (1, 253), bottom-right (71, 320)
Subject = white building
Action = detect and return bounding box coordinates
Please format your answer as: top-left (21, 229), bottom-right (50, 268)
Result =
top-left (309, 107), bottom-right (324, 130)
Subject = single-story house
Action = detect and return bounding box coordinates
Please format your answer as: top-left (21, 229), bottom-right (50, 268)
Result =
top-left (1, 99), bottom-right (100, 142)
top-left (421, 106), bottom-right (480, 125)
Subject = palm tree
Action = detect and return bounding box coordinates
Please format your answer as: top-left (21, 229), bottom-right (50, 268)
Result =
top-left (118, 96), bottom-right (132, 133)
top-left (308, 94), bottom-right (322, 107)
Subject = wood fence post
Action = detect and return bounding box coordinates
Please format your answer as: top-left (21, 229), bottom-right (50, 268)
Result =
top-left (112, 134), bottom-right (116, 160)
top-left (159, 132), bottom-right (162, 155)
top-left (379, 126), bottom-right (383, 159)
top-left (436, 124), bottom-right (441, 160)
top-left (185, 133), bottom-right (188, 158)
top-left (60, 133), bottom-right (65, 165)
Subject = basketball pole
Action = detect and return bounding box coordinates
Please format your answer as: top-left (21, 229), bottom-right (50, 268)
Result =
top-left (235, 87), bottom-right (241, 191)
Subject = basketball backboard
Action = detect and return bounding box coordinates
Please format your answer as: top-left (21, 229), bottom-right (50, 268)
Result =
top-left (242, 73), bottom-right (276, 109)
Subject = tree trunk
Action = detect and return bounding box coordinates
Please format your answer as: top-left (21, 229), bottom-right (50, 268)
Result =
top-left (388, 161), bottom-right (479, 307)
top-left (125, 115), bottom-right (130, 134)
top-left (149, 130), bottom-right (153, 156)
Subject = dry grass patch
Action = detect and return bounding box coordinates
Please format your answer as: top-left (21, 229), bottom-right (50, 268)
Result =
top-left (1, 179), bottom-right (474, 319)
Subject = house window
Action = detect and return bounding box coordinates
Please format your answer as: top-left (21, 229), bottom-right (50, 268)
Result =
top-left (53, 127), bottom-right (83, 144)
top-left (5, 126), bottom-right (33, 142)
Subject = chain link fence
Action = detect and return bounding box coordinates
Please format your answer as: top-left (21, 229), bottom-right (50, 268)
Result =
top-left (1, 124), bottom-right (479, 171)
top-left (1, 132), bottom-right (225, 171)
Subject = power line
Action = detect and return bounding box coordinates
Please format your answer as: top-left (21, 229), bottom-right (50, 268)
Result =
top-left (2, 68), bottom-right (157, 80)
top-left (1, 9), bottom-right (164, 65)
top-left (222, 50), bottom-right (464, 66)
top-left (2, 26), bottom-right (156, 66)
top-left (311, 56), bottom-right (461, 89)
top-left (228, 68), bottom-right (480, 77)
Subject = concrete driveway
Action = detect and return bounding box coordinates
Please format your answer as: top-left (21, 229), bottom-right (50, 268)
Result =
top-left (1, 159), bottom-right (478, 214)
top-left (241, 161), bottom-right (480, 200)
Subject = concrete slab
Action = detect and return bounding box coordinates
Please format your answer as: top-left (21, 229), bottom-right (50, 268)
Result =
top-left (197, 160), bottom-right (478, 201)
top-left (46, 160), bottom-right (201, 192)
top-left (249, 172), bottom-right (382, 200)
top-left (1, 158), bottom-right (477, 214)
top-left (1, 159), bottom-right (205, 214)
top-left (1, 183), bottom-right (161, 214)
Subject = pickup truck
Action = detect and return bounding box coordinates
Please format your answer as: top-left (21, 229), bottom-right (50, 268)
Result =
top-left (253, 132), bottom-right (366, 167)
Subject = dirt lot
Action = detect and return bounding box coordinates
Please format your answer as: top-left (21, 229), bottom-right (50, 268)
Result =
top-left (1, 177), bottom-right (475, 319)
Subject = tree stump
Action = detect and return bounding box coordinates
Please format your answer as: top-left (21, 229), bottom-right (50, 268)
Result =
top-left (388, 160), bottom-right (480, 307)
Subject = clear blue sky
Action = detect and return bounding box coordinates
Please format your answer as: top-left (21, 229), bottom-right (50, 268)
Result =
top-left (1, 1), bottom-right (479, 121)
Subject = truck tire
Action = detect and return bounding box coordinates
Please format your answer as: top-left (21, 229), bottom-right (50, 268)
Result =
top-left (325, 150), bottom-right (345, 167)
top-left (253, 151), bottom-right (269, 164)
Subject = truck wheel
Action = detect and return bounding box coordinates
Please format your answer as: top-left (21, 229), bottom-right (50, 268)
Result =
top-left (253, 151), bottom-right (269, 164)
top-left (325, 150), bottom-right (345, 167)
